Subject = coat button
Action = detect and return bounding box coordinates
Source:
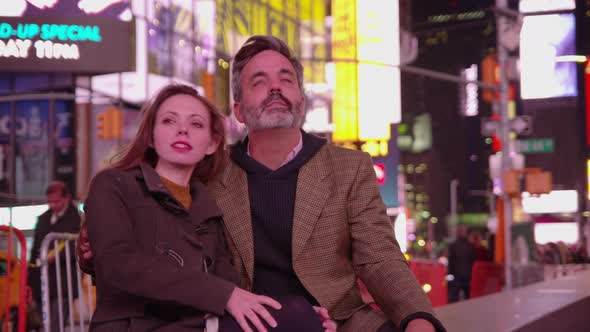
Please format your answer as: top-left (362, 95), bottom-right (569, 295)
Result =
top-left (195, 225), bottom-right (208, 234)
top-left (204, 256), bottom-right (213, 268)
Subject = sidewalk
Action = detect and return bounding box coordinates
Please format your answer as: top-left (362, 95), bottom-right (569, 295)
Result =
top-left (435, 268), bottom-right (590, 331)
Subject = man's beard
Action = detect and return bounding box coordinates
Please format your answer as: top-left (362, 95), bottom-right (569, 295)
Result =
top-left (242, 93), bottom-right (306, 131)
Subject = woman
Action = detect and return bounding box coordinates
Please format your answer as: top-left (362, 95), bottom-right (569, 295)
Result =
top-left (84, 84), bottom-right (315, 332)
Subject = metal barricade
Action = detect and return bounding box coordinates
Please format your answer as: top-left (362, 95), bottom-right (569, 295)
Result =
top-left (0, 225), bottom-right (28, 332)
top-left (39, 232), bottom-right (94, 332)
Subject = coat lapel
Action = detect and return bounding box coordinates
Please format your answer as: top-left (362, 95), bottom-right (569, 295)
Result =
top-left (210, 162), bottom-right (255, 283)
top-left (292, 147), bottom-right (331, 259)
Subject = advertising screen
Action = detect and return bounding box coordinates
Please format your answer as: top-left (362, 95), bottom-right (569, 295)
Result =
top-left (520, 13), bottom-right (577, 100)
top-left (519, 0), bottom-right (575, 13)
top-left (0, 0), bottom-right (132, 73)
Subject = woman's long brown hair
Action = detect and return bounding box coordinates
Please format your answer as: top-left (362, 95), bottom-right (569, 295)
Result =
top-left (111, 84), bottom-right (226, 183)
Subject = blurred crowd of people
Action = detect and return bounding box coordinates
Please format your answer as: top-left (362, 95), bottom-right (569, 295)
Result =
top-left (537, 241), bottom-right (589, 265)
top-left (443, 224), bottom-right (590, 303)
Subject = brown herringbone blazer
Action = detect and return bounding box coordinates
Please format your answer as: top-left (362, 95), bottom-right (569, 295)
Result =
top-left (208, 143), bottom-right (435, 331)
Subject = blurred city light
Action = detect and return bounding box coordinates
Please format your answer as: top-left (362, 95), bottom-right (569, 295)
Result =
top-left (5, 205), bottom-right (48, 230)
top-left (394, 209), bottom-right (408, 253)
top-left (522, 190), bottom-right (578, 214)
top-left (520, 13), bottom-right (577, 99)
top-left (535, 222), bottom-right (579, 244)
top-left (555, 55), bottom-right (587, 63)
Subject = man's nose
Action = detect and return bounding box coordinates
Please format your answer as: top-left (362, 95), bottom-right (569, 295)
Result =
top-left (268, 77), bottom-right (282, 94)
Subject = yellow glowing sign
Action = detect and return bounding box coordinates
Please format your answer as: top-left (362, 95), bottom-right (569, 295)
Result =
top-left (216, 0), bottom-right (326, 83)
top-left (213, 1), bottom-right (328, 120)
top-left (331, 0), bottom-right (400, 144)
top-left (331, 0), bottom-right (358, 142)
top-left (361, 140), bottom-right (388, 157)
top-left (334, 140), bottom-right (388, 157)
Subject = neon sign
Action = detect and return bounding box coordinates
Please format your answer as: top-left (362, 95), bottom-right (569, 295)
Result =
top-left (0, 22), bottom-right (103, 60)
top-left (0, 15), bottom-right (130, 73)
top-left (0, 23), bottom-right (101, 41)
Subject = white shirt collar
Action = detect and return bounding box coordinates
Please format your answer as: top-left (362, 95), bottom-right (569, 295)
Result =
top-left (247, 132), bottom-right (303, 168)
top-left (50, 204), bottom-right (68, 225)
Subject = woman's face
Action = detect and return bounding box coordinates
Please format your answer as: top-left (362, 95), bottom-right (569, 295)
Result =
top-left (152, 94), bottom-right (218, 174)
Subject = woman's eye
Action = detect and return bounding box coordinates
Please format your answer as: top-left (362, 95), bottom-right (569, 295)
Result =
top-left (162, 118), bottom-right (174, 124)
top-left (192, 122), bottom-right (203, 128)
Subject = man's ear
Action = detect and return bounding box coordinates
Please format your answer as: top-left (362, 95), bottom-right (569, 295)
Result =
top-left (233, 101), bottom-right (245, 124)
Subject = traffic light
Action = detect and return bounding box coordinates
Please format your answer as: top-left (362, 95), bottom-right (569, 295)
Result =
top-left (96, 107), bottom-right (123, 139)
top-left (503, 168), bottom-right (552, 196)
top-left (481, 53), bottom-right (498, 103)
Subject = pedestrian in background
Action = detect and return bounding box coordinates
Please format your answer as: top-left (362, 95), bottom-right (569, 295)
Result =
top-left (447, 225), bottom-right (475, 303)
top-left (29, 181), bottom-right (81, 332)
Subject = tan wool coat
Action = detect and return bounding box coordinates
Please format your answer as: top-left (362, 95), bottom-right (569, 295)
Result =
top-left (208, 143), bottom-right (435, 331)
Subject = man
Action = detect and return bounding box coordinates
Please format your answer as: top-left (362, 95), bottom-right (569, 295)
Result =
top-left (79, 35), bottom-right (445, 331)
top-left (447, 225), bottom-right (475, 303)
top-left (212, 35), bottom-right (443, 332)
top-left (30, 181), bottom-right (81, 331)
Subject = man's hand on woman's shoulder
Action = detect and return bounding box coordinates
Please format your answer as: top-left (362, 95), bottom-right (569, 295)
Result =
top-left (76, 218), bottom-right (95, 275)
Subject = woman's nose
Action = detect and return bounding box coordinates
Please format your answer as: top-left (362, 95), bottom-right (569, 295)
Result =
top-left (177, 126), bottom-right (188, 135)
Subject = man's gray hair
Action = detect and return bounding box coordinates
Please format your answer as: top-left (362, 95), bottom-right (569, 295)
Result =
top-left (231, 35), bottom-right (304, 102)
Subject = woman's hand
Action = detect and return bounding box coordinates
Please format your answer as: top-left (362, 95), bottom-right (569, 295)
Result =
top-left (313, 306), bottom-right (337, 332)
top-left (225, 287), bottom-right (282, 332)
top-left (406, 318), bottom-right (435, 332)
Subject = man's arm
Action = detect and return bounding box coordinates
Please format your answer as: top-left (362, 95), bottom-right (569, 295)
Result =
top-left (347, 152), bottom-right (445, 331)
top-left (76, 217), bottom-right (94, 275)
top-left (29, 217), bottom-right (45, 265)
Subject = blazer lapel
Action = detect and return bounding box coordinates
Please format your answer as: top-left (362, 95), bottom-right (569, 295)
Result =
top-left (211, 162), bottom-right (255, 283)
top-left (292, 147), bottom-right (331, 259)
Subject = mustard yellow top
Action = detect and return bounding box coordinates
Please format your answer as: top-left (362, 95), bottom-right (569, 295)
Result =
top-left (160, 176), bottom-right (192, 209)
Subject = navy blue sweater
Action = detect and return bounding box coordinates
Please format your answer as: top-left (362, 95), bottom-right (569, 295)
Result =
top-left (230, 132), bottom-right (326, 305)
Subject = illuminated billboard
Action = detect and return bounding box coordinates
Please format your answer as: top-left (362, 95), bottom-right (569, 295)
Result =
top-left (0, 0), bottom-right (132, 73)
top-left (519, 0), bottom-right (575, 13)
top-left (520, 13), bottom-right (577, 100)
top-left (332, 0), bottom-right (401, 143)
top-left (0, 0), bottom-right (131, 18)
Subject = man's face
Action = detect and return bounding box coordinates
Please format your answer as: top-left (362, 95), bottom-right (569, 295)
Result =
top-left (233, 50), bottom-right (306, 131)
top-left (47, 192), bottom-right (68, 214)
